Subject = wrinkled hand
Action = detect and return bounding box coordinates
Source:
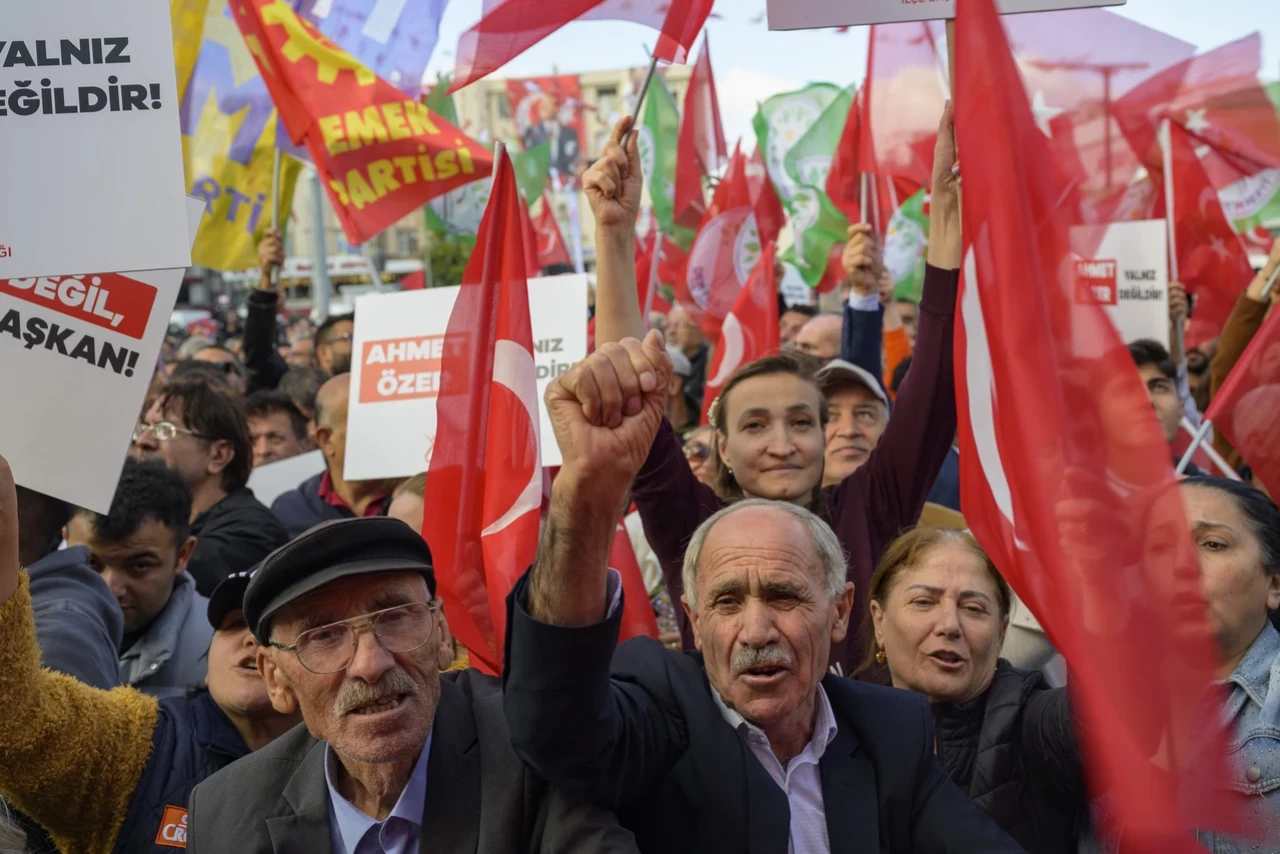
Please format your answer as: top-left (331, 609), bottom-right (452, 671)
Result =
top-left (257, 228), bottom-right (284, 292)
top-left (0, 455), bottom-right (18, 603)
top-left (584, 116), bottom-right (643, 233)
top-left (840, 223), bottom-right (882, 298)
top-left (545, 330), bottom-right (671, 495)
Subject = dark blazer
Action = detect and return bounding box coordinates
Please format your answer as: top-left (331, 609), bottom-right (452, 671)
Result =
top-left (503, 575), bottom-right (1025, 854)
top-left (187, 669), bottom-right (637, 854)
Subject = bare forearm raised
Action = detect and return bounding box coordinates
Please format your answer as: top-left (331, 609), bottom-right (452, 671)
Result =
top-left (528, 470), bottom-right (624, 626)
top-left (595, 228), bottom-right (644, 345)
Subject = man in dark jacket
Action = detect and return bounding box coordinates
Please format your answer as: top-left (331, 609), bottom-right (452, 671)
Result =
top-left (16, 485), bottom-right (122, 690)
top-left (503, 330), bottom-right (1022, 854)
top-left (189, 517), bottom-right (637, 854)
top-left (133, 379), bottom-right (288, 595)
top-left (271, 373), bottom-right (391, 538)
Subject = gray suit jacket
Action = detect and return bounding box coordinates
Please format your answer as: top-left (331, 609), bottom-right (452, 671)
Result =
top-left (187, 669), bottom-right (638, 854)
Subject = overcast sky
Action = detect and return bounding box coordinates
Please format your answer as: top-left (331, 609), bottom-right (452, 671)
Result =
top-left (422, 0), bottom-right (1280, 147)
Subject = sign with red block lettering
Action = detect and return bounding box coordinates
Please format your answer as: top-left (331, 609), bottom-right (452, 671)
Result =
top-left (1, 0), bottom-right (191, 280)
top-left (1070, 219), bottom-right (1170, 349)
top-left (0, 197), bottom-right (203, 513)
top-left (767, 0), bottom-right (1123, 30)
top-left (345, 275), bottom-right (588, 480)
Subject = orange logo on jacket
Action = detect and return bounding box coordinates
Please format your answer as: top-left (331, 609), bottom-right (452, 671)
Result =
top-left (155, 805), bottom-right (188, 848)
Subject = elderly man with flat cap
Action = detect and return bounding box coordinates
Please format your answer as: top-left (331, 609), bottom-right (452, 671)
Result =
top-left (187, 516), bottom-right (638, 854)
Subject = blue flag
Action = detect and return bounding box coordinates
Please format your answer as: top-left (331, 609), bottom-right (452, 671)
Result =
top-left (296, 0), bottom-right (451, 93)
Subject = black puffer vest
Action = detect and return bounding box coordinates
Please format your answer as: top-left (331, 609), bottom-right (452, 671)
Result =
top-left (934, 660), bottom-right (1084, 854)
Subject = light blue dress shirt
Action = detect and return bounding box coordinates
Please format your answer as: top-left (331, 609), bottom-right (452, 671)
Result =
top-left (324, 732), bottom-right (432, 854)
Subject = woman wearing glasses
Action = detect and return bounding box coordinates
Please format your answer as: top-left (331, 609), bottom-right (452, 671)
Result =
top-left (583, 111), bottom-right (962, 675)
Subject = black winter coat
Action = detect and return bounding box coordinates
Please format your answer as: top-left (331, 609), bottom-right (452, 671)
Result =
top-left (188, 488), bottom-right (289, 596)
top-left (934, 659), bottom-right (1085, 854)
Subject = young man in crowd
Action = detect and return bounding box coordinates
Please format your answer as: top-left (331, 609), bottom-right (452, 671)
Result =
top-left (244, 390), bottom-right (313, 468)
top-left (66, 459), bottom-right (210, 698)
top-left (271, 373), bottom-right (392, 537)
top-left (1128, 339), bottom-right (1190, 471)
top-left (18, 486), bottom-right (122, 690)
top-left (665, 304), bottom-right (709, 410)
top-left (132, 378), bottom-right (288, 595)
top-left (314, 313), bottom-right (356, 376)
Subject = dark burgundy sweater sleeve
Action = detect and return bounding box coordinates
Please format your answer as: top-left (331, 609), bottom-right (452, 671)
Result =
top-left (630, 418), bottom-right (724, 644)
top-left (829, 263), bottom-right (959, 558)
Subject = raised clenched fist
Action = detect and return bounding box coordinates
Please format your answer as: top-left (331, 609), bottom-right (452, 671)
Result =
top-left (544, 329), bottom-right (672, 491)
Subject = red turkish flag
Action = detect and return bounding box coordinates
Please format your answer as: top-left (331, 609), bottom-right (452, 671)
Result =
top-left (1206, 307), bottom-right (1280, 496)
top-left (635, 226), bottom-right (673, 317)
top-left (746, 146), bottom-right (786, 249)
top-left (532, 200), bottom-right (573, 270)
top-left (1118, 34), bottom-right (1280, 191)
top-left (679, 146), bottom-right (758, 338)
top-left (673, 34), bottom-right (727, 230)
top-left (422, 150), bottom-right (542, 675)
top-left (954, 0), bottom-right (1232, 850)
top-left (1164, 122), bottom-right (1255, 348)
top-left (459, 0), bottom-right (711, 91)
top-left (230, 0), bottom-right (492, 245)
top-left (701, 243), bottom-right (778, 425)
top-left (610, 522), bottom-right (660, 640)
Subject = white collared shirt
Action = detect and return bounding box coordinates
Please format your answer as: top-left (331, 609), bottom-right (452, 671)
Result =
top-left (712, 684), bottom-right (839, 854)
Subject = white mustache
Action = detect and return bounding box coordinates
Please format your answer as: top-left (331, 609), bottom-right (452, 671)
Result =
top-left (333, 669), bottom-right (420, 715)
top-left (733, 644), bottom-right (792, 673)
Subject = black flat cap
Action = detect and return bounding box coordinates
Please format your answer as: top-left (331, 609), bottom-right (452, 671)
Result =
top-left (207, 568), bottom-right (256, 630)
top-left (244, 517), bottom-right (435, 643)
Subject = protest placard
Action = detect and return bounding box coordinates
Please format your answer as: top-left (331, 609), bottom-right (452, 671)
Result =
top-left (247, 449), bottom-right (326, 507)
top-left (346, 274), bottom-right (589, 481)
top-left (1070, 219), bottom-right (1170, 348)
top-left (768, 0), bottom-right (1123, 30)
top-left (0, 197), bottom-right (204, 512)
top-left (1, 1), bottom-right (192, 280)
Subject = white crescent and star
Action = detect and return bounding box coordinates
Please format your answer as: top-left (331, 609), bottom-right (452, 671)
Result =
top-left (481, 339), bottom-right (543, 538)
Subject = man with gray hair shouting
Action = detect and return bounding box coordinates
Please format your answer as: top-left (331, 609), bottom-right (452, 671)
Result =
top-left (502, 329), bottom-right (1023, 854)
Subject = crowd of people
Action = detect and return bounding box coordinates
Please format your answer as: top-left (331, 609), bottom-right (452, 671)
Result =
top-left (0, 105), bottom-right (1276, 854)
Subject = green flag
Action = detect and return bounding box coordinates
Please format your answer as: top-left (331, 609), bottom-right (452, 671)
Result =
top-left (423, 74), bottom-right (458, 126)
top-left (513, 142), bottom-right (551, 206)
top-left (884, 188), bottom-right (930, 302)
top-left (753, 83), bottom-right (845, 208)
top-left (424, 179), bottom-right (491, 242)
top-left (764, 85), bottom-right (852, 286)
top-left (639, 75), bottom-right (681, 235)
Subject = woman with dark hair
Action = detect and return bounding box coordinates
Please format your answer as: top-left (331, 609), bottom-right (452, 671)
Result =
top-left (583, 106), bottom-right (963, 675)
top-left (863, 526), bottom-right (1084, 854)
top-left (1179, 475), bottom-right (1280, 851)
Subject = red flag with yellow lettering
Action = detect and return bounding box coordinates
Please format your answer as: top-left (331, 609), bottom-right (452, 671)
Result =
top-left (230, 0), bottom-right (493, 244)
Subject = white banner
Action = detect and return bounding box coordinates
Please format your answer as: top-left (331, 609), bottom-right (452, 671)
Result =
top-left (1070, 219), bottom-right (1169, 348)
top-left (768, 0), bottom-right (1123, 30)
top-left (346, 274), bottom-right (590, 481)
top-left (247, 449), bottom-right (326, 508)
top-left (0, 1), bottom-right (191, 279)
top-left (0, 197), bottom-right (204, 512)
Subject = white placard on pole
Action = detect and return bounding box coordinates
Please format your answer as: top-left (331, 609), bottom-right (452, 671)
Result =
top-left (346, 274), bottom-right (590, 481)
top-left (0, 1), bottom-right (192, 280)
top-left (0, 196), bottom-right (204, 512)
top-left (768, 0), bottom-right (1123, 30)
top-left (1069, 219), bottom-right (1170, 348)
